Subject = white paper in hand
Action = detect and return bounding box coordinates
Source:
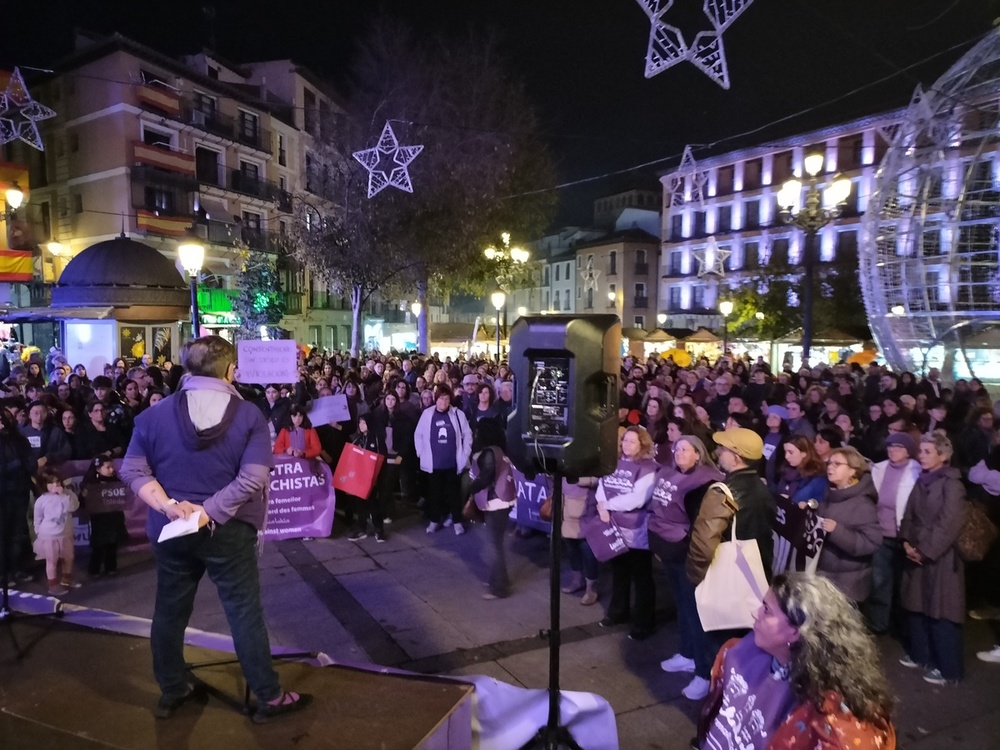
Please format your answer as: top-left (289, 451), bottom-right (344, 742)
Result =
top-left (157, 511), bottom-right (202, 543)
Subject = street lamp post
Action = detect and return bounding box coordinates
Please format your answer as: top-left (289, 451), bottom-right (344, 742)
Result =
top-left (490, 290), bottom-right (506, 362)
top-left (178, 233), bottom-right (206, 339)
top-left (776, 153), bottom-right (852, 366)
top-left (719, 299), bottom-right (734, 354)
top-left (484, 233), bottom-right (529, 352)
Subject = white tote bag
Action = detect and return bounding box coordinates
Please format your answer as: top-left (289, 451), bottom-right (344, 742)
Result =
top-left (694, 497), bottom-right (769, 631)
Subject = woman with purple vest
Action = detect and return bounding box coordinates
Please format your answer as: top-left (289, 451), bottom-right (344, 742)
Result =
top-left (649, 435), bottom-right (724, 699)
top-left (466, 418), bottom-right (515, 600)
top-left (596, 426), bottom-right (658, 640)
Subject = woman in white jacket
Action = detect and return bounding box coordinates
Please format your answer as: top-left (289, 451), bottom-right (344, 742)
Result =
top-left (867, 432), bottom-right (921, 634)
top-left (415, 385), bottom-right (473, 535)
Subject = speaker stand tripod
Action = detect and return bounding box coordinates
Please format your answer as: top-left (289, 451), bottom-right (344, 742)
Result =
top-left (0, 575), bottom-right (65, 660)
top-left (522, 472), bottom-right (582, 750)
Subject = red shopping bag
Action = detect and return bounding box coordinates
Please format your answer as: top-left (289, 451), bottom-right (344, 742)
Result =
top-left (333, 445), bottom-right (385, 499)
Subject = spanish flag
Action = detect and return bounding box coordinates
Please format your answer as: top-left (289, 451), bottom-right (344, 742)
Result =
top-left (0, 250), bottom-right (33, 281)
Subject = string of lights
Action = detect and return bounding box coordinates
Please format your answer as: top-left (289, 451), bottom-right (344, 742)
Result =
top-left (13, 30), bottom-right (984, 202)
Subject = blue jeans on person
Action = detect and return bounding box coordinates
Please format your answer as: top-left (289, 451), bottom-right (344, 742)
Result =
top-left (907, 611), bottom-right (964, 681)
top-left (484, 507), bottom-right (512, 596)
top-left (867, 536), bottom-right (903, 634)
top-left (663, 558), bottom-right (712, 678)
top-left (563, 537), bottom-right (599, 581)
top-left (151, 519), bottom-right (281, 704)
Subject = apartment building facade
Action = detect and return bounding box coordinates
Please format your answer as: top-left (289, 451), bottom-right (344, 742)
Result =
top-left (658, 111), bottom-right (901, 331)
top-left (574, 229), bottom-right (659, 329)
top-left (16, 32), bottom-right (356, 350)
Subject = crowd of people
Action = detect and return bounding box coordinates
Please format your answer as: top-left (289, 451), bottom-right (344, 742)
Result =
top-left (1, 341), bottom-right (999, 743)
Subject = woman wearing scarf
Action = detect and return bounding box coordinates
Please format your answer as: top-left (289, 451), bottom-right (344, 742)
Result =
top-left (816, 447), bottom-right (883, 604)
top-left (649, 435), bottom-right (723, 700)
top-left (596, 426), bottom-right (658, 641)
top-left (867, 433), bottom-right (920, 634)
top-left (899, 432), bottom-right (967, 685)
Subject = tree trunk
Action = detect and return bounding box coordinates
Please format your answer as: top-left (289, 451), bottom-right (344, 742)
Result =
top-left (350, 284), bottom-right (363, 357)
top-left (417, 272), bottom-right (429, 354)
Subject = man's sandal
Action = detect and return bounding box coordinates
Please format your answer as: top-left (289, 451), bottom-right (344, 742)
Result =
top-left (251, 691), bottom-right (313, 724)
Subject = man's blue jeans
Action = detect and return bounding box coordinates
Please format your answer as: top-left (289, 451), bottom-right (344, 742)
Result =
top-left (151, 519), bottom-right (281, 703)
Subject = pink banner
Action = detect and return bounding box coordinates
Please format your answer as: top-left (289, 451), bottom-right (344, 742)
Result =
top-left (54, 455), bottom-right (335, 546)
top-left (264, 457), bottom-right (336, 540)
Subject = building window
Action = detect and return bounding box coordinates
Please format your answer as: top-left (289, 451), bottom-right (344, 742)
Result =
top-left (303, 89), bottom-right (317, 134)
top-left (142, 127), bottom-right (172, 148)
top-left (718, 205), bottom-right (732, 233)
top-left (577, 256), bottom-right (582, 268)
top-left (195, 147), bottom-right (221, 185)
top-left (543, 266), bottom-right (549, 285)
top-left (194, 92), bottom-right (217, 116)
top-left (634, 315), bottom-right (645, 328)
top-left (577, 287), bottom-right (581, 299)
top-left (279, 219), bottom-right (288, 236)
top-left (73, 194), bottom-right (83, 214)
top-left (239, 111), bottom-right (259, 140)
top-left (207, 65), bottom-right (219, 80)
top-left (717, 165), bottom-right (734, 195)
top-left (744, 158), bottom-right (763, 190)
top-left (587, 288), bottom-right (594, 308)
top-left (693, 211), bottom-right (706, 236)
top-left (693, 285), bottom-right (705, 309)
top-left (771, 237), bottom-right (790, 266)
top-left (564, 296), bottom-right (570, 311)
top-left (240, 160), bottom-right (260, 180)
top-left (278, 134), bottom-right (287, 167)
top-left (144, 186), bottom-right (174, 214)
top-left (836, 230), bottom-right (858, 259)
top-left (838, 134), bottom-right (864, 171)
top-left (554, 290), bottom-right (561, 309)
top-left (772, 151), bottom-right (793, 184)
top-left (544, 290), bottom-right (549, 308)
top-left (744, 241), bottom-right (759, 269)
top-left (670, 213), bottom-right (683, 240)
top-left (668, 286), bottom-right (681, 310)
top-left (669, 249), bottom-right (683, 275)
top-left (744, 199), bottom-right (760, 229)
top-left (609, 250), bottom-right (617, 275)
top-left (555, 264), bottom-right (560, 282)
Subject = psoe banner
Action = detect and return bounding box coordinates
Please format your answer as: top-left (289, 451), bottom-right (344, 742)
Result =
top-left (510, 468), bottom-right (553, 533)
top-left (264, 455), bottom-right (336, 540)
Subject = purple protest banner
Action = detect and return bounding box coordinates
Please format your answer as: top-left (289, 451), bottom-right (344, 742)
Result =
top-left (511, 468), bottom-right (553, 533)
top-left (263, 455), bottom-right (336, 540)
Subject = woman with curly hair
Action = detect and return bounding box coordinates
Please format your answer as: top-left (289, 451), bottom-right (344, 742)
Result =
top-left (697, 572), bottom-right (895, 750)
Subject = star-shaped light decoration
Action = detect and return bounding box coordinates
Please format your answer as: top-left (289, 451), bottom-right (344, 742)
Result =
top-left (581, 256), bottom-right (601, 290)
top-left (351, 121), bottom-right (423, 199)
top-left (635, 0), bottom-right (757, 89)
top-left (0, 68), bottom-right (57, 151)
top-left (693, 236), bottom-right (731, 278)
top-left (666, 145), bottom-right (708, 210)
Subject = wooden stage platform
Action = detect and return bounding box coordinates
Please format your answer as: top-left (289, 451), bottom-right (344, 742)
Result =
top-left (0, 616), bottom-right (473, 750)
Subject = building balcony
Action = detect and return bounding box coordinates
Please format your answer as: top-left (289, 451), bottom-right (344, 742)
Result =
top-left (28, 282), bottom-right (51, 307)
top-left (664, 265), bottom-right (685, 278)
top-left (183, 105), bottom-right (236, 141)
top-left (236, 125), bottom-right (273, 155)
top-left (277, 190), bottom-right (294, 213)
top-left (131, 165), bottom-right (199, 192)
top-left (633, 296), bottom-right (650, 309)
top-left (132, 141), bottom-right (196, 176)
top-left (282, 291), bottom-right (303, 315)
top-left (136, 83), bottom-right (183, 118)
top-left (229, 169), bottom-right (280, 202)
top-left (309, 290), bottom-right (329, 309)
top-left (634, 262), bottom-right (649, 275)
top-left (242, 228), bottom-right (286, 253)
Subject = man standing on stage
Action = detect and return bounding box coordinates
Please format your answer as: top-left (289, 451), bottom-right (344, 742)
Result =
top-left (121, 335), bottom-right (310, 723)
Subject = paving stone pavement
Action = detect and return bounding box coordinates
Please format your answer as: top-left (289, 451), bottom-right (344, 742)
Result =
top-left (33, 504), bottom-right (1000, 749)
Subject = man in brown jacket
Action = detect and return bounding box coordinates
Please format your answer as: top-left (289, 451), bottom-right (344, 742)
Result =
top-left (682, 427), bottom-right (777, 701)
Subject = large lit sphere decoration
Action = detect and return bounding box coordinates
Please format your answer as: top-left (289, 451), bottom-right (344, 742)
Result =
top-left (861, 30), bottom-right (1000, 380)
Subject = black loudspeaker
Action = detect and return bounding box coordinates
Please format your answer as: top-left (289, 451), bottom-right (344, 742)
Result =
top-left (506, 315), bottom-right (620, 479)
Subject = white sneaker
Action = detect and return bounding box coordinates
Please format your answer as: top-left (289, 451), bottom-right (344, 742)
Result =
top-left (454, 523), bottom-right (466, 536)
top-left (426, 522), bottom-right (441, 534)
top-left (681, 675), bottom-right (710, 700)
top-left (660, 654), bottom-right (696, 673)
top-left (977, 645), bottom-right (1000, 663)
top-left (442, 518), bottom-right (454, 528)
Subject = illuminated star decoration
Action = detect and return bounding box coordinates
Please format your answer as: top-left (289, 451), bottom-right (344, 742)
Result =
top-left (635, 0), bottom-right (757, 89)
top-left (693, 236), bottom-right (731, 278)
top-left (352, 121), bottom-right (424, 199)
top-left (0, 68), bottom-right (57, 151)
top-left (581, 256), bottom-right (601, 290)
top-left (666, 145), bottom-right (708, 209)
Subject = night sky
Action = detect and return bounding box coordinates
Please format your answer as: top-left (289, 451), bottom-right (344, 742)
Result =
top-left (6, 0), bottom-right (1000, 224)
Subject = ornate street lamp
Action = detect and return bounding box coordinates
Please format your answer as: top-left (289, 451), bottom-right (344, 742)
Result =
top-left (719, 299), bottom-right (734, 354)
top-left (776, 153), bottom-right (852, 365)
top-left (5, 183), bottom-right (24, 211)
top-left (484, 233), bottom-right (529, 352)
top-left (491, 290), bottom-right (506, 362)
top-left (178, 232), bottom-right (206, 338)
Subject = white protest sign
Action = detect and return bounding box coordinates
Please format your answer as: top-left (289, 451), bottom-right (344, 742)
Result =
top-left (307, 394), bottom-right (351, 425)
top-left (236, 340), bottom-right (299, 384)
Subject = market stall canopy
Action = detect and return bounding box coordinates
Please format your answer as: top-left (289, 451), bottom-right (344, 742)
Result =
top-left (682, 327), bottom-right (721, 343)
top-left (644, 329), bottom-right (675, 343)
top-left (429, 322), bottom-right (498, 343)
top-left (775, 327), bottom-right (863, 345)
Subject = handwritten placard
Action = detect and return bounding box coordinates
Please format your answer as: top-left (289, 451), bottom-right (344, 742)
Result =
top-left (307, 394), bottom-right (351, 425)
top-left (237, 339), bottom-right (299, 385)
